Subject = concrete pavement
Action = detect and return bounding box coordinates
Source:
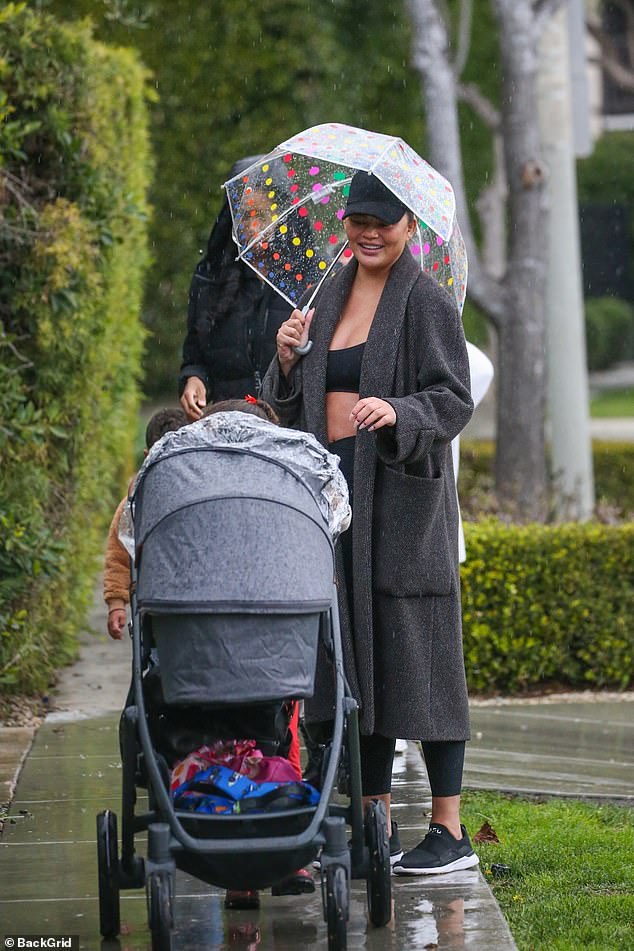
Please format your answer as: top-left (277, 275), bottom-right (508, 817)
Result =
top-left (0, 713), bottom-right (515, 951)
top-left (1, 561), bottom-right (633, 948)
top-left (0, 590), bottom-right (519, 951)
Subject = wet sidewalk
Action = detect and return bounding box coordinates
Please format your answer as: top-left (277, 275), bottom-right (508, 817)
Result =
top-left (2, 593), bottom-right (633, 949)
top-left (468, 694), bottom-right (634, 802)
top-left (0, 714), bottom-right (514, 950)
top-left (0, 593), bottom-right (518, 951)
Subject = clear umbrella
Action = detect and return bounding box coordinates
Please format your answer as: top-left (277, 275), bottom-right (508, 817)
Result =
top-left (223, 122), bottom-right (468, 315)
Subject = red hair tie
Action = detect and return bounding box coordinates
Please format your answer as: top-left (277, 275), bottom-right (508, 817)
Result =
top-left (244, 394), bottom-right (258, 404)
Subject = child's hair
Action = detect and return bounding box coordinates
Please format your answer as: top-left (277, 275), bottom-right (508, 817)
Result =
top-left (202, 397), bottom-right (280, 425)
top-left (145, 407), bottom-right (188, 449)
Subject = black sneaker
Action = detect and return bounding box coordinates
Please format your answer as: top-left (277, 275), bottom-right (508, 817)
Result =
top-left (393, 823), bottom-right (479, 876)
top-left (313, 819), bottom-right (403, 869)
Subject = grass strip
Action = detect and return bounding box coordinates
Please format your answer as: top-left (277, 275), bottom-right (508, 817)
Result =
top-left (590, 387), bottom-right (634, 418)
top-left (461, 791), bottom-right (634, 951)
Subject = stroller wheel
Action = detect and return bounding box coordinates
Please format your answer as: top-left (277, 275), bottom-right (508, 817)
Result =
top-left (147, 871), bottom-right (173, 951)
top-left (365, 800), bottom-right (392, 927)
top-left (324, 864), bottom-right (348, 951)
top-left (96, 810), bottom-right (120, 938)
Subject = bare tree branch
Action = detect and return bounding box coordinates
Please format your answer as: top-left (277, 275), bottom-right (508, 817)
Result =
top-left (613, 0), bottom-right (634, 66)
top-left (456, 82), bottom-right (507, 282)
top-left (457, 82), bottom-right (501, 129)
top-left (454, 0), bottom-right (474, 79)
top-left (588, 7), bottom-right (634, 92)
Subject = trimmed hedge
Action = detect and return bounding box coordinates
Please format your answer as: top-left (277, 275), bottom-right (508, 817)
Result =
top-left (462, 519), bottom-right (634, 693)
top-left (0, 5), bottom-right (152, 692)
top-left (459, 440), bottom-right (634, 518)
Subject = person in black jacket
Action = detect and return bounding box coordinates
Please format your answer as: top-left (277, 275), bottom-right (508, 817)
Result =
top-left (179, 156), bottom-right (292, 419)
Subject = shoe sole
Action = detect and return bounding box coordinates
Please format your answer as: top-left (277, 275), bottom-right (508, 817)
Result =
top-left (393, 853), bottom-right (479, 876)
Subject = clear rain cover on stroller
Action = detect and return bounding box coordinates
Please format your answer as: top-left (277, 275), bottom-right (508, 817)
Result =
top-left (119, 412), bottom-right (351, 707)
top-left (119, 412), bottom-right (350, 555)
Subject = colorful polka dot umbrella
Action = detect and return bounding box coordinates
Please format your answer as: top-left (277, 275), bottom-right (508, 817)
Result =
top-left (223, 122), bottom-right (468, 314)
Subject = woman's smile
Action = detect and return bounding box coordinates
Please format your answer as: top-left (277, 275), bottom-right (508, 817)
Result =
top-left (344, 214), bottom-right (415, 271)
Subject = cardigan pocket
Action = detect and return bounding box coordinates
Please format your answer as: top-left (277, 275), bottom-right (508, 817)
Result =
top-left (373, 466), bottom-right (452, 597)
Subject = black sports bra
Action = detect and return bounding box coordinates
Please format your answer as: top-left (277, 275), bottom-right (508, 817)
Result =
top-left (325, 342), bottom-right (366, 393)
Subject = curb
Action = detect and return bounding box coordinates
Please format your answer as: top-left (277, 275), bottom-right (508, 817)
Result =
top-left (0, 725), bottom-right (38, 830)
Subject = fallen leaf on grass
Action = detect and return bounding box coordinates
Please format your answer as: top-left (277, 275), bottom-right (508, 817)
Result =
top-left (473, 821), bottom-right (500, 844)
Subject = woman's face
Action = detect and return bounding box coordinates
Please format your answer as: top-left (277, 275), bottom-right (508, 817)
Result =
top-left (343, 213), bottom-right (415, 272)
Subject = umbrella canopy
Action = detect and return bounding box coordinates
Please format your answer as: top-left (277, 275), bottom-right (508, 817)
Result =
top-left (223, 122), bottom-right (468, 314)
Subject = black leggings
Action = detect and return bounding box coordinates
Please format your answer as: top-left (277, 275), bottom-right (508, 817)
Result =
top-left (361, 734), bottom-right (465, 797)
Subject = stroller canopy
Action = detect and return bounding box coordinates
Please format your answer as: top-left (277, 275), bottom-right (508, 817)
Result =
top-left (130, 414), bottom-right (349, 616)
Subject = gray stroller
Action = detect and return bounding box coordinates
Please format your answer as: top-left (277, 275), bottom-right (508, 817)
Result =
top-left (95, 414), bottom-right (392, 951)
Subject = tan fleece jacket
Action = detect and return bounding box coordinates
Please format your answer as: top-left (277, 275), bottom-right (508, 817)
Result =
top-left (103, 497), bottom-right (131, 607)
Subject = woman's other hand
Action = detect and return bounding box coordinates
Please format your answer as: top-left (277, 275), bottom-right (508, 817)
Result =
top-left (276, 308), bottom-right (314, 377)
top-left (350, 397), bottom-right (396, 431)
top-left (180, 376), bottom-right (206, 420)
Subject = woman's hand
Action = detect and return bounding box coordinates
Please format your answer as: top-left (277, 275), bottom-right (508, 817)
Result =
top-left (180, 376), bottom-right (206, 420)
top-left (350, 397), bottom-right (396, 432)
top-left (276, 308), bottom-right (314, 377)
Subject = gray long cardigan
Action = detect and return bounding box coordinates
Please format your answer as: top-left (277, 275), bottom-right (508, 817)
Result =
top-left (262, 249), bottom-right (474, 739)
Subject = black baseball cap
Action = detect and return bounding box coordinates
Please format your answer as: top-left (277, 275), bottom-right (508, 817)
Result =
top-left (342, 171), bottom-right (409, 225)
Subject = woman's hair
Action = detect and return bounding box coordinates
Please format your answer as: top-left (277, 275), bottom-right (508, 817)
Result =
top-left (202, 397), bottom-right (279, 425)
top-left (201, 155), bottom-right (267, 323)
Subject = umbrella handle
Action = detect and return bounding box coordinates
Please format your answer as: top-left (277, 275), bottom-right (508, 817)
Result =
top-left (291, 240), bottom-right (350, 356)
top-left (293, 303), bottom-right (314, 356)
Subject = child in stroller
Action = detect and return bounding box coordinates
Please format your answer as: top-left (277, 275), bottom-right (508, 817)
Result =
top-left (97, 399), bottom-right (392, 951)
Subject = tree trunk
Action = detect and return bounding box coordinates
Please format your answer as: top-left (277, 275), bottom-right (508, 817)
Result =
top-left (406, 0), bottom-right (475, 254)
top-left (408, 0), bottom-right (551, 518)
top-left (491, 0), bottom-right (550, 517)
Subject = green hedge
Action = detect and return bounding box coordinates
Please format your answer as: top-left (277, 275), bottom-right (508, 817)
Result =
top-left (0, 4), bottom-right (152, 692)
top-left (585, 296), bottom-right (634, 371)
top-left (459, 440), bottom-right (634, 518)
top-left (577, 129), bottom-right (634, 272)
top-left (462, 519), bottom-right (634, 693)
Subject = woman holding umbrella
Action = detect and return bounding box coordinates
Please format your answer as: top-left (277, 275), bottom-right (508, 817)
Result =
top-left (262, 170), bottom-right (479, 875)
